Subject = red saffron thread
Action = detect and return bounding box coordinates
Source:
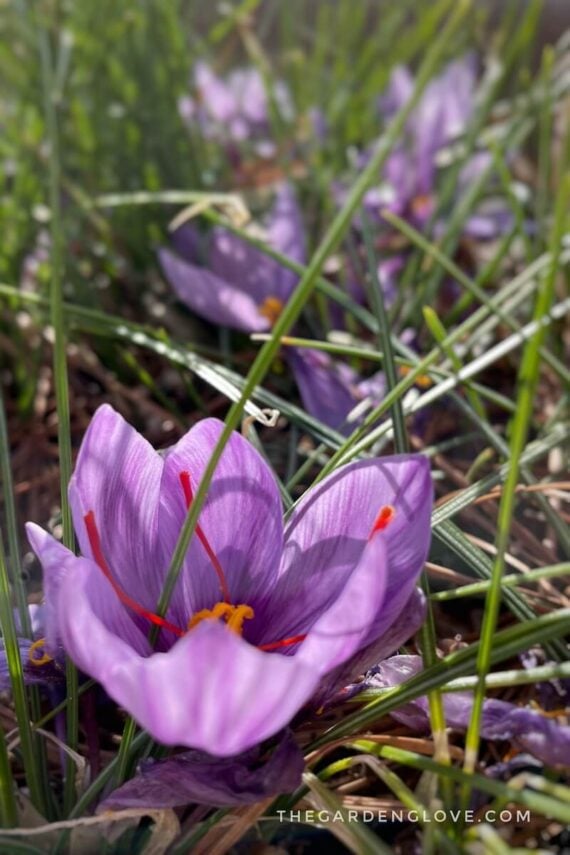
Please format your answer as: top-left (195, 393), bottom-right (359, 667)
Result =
top-left (178, 471), bottom-right (231, 603)
top-left (259, 633), bottom-right (307, 652)
top-left (84, 510), bottom-right (185, 637)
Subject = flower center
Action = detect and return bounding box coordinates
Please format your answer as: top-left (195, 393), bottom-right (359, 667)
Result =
top-left (188, 602), bottom-right (254, 634)
top-left (82, 473), bottom-right (303, 652)
top-left (258, 295), bottom-right (284, 325)
top-left (410, 193), bottom-right (434, 220)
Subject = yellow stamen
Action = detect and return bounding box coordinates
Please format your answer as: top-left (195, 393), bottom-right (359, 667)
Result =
top-left (399, 364), bottom-right (433, 389)
top-left (28, 638), bottom-right (53, 667)
top-left (258, 296), bottom-right (284, 326)
top-left (187, 602), bottom-right (255, 635)
top-left (226, 604), bottom-right (255, 634)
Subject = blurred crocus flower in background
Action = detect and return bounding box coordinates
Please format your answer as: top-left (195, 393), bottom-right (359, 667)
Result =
top-left (368, 655), bottom-right (570, 767)
top-left (159, 183), bottom-right (385, 432)
top-left (178, 61), bottom-right (293, 156)
top-left (159, 183), bottom-right (304, 332)
top-left (27, 404), bottom-right (431, 758)
top-left (337, 56), bottom-right (512, 240)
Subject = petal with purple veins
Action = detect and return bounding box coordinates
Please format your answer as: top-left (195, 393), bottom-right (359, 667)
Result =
top-left (158, 419), bottom-right (284, 619)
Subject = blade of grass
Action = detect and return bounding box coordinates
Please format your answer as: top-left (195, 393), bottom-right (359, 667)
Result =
top-left (431, 562), bottom-right (570, 602)
top-left (38, 23), bottom-right (78, 815)
top-left (0, 719), bottom-right (17, 827)
top-left (0, 532), bottom-right (47, 816)
top-left (360, 213), bottom-right (452, 805)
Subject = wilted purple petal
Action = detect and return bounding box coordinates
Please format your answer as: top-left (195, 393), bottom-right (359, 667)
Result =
top-left (371, 655), bottom-right (570, 767)
top-left (100, 730), bottom-right (303, 810)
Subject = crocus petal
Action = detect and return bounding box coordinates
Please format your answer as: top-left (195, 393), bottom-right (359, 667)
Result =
top-left (100, 730), bottom-right (304, 810)
top-left (261, 455), bottom-right (431, 647)
top-left (26, 528), bottom-right (154, 656)
top-left (372, 655), bottom-right (570, 767)
top-left (170, 223), bottom-right (204, 263)
top-left (25, 524), bottom-right (70, 654)
top-left (195, 62), bottom-right (236, 124)
top-left (378, 66), bottom-right (414, 118)
top-left (286, 347), bottom-right (361, 433)
top-left (312, 587), bottom-right (426, 708)
top-left (67, 404), bottom-right (166, 614)
top-left (266, 183), bottom-right (306, 296)
top-left (209, 183), bottom-right (305, 305)
top-left (230, 68), bottom-right (268, 125)
top-left (294, 533), bottom-right (389, 674)
top-left (158, 418), bottom-right (284, 619)
top-left (57, 566), bottom-right (321, 755)
top-left (159, 247), bottom-right (270, 332)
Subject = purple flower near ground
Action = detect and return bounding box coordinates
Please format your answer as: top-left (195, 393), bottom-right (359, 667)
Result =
top-left (342, 56), bottom-right (511, 241)
top-left (159, 182), bottom-right (383, 432)
top-left (369, 655), bottom-right (570, 768)
top-left (178, 62), bottom-right (292, 152)
top-left (26, 404), bottom-right (431, 757)
top-left (159, 183), bottom-right (305, 333)
top-left (287, 347), bottom-right (386, 435)
top-left (0, 605), bottom-right (64, 691)
top-left (100, 730), bottom-right (304, 810)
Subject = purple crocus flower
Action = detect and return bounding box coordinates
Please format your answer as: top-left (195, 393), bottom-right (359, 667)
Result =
top-left (26, 404), bottom-right (432, 757)
top-left (100, 730), bottom-right (304, 810)
top-left (0, 605), bottom-right (64, 691)
top-left (370, 655), bottom-right (570, 768)
top-left (159, 183), bottom-right (382, 432)
top-left (159, 183), bottom-right (305, 333)
top-left (287, 348), bottom-right (386, 435)
top-left (178, 61), bottom-right (292, 152)
top-left (344, 56), bottom-right (511, 241)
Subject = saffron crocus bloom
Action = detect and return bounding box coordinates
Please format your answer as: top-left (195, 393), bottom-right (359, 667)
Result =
top-left (27, 404), bottom-right (431, 757)
top-left (343, 56), bottom-right (511, 240)
top-left (159, 183), bottom-right (376, 431)
top-left (159, 183), bottom-right (305, 333)
top-left (178, 61), bottom-right (292, 151)
top-left (370, 656), bottom-right (570, 768)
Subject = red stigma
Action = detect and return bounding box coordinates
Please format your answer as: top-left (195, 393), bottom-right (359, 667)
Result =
top-left (259, 633), bottom-right (307, 652)
top-left (84, 511), bottom-right (185, 638)
top-left (179, 471), bottom-right (231, 603)
top-left (369, 504), bottom-right (396, 539)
